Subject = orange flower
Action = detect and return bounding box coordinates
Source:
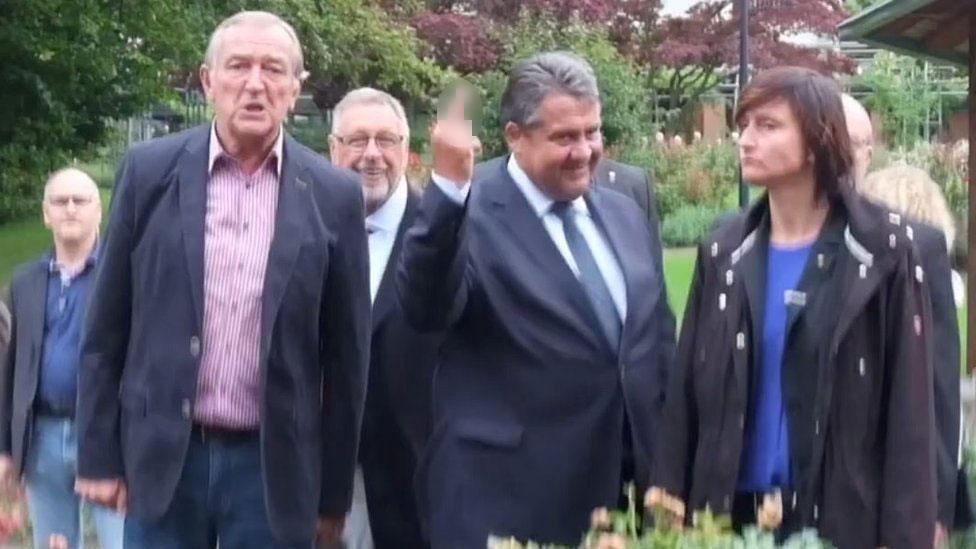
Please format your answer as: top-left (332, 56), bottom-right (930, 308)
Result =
top-left (590, 507), bottom-right (612, 530)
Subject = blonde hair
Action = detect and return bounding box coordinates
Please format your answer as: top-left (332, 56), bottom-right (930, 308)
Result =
top-left (860, 164), bottom-right (957, 251)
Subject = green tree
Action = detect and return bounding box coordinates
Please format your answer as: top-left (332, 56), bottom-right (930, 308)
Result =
top-left (0, 0), bottom-right (448, 222)
top-left (0, 0), bottom-right (203, 222)
top-left (855, 51), bottom-right (967, 148)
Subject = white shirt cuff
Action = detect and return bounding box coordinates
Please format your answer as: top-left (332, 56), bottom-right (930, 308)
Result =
top-left (431, 173), bottom-right (471, 205)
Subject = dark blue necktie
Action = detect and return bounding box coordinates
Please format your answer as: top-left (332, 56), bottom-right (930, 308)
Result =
top-left (552, 201), bottom-right (622, 351)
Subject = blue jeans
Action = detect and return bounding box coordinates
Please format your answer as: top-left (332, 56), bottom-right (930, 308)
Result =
top-left (124, 430), bottom-right (312, 548)
top-left (24, 415), bottom-right (125, 549)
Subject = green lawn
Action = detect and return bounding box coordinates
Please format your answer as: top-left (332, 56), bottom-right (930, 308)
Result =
top-left (663, 247), bottom-right (697, 326)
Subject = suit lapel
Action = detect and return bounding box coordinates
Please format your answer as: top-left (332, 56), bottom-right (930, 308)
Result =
top-left (738, 225), bottom-right (767, 395)
top-left (827, 191), bottom-right (888, 355)
top-left (585, 189), bottom-right (658, 355)
top-left (26, 260), bottom-right (49, 396)
top-left (177, 128), bottom-right (210, 332)
top-left (260, 135), bottom-right (311, 346)
top-left (485, 167), bottom-right (608, 354)
top-left (783, 210), bottom-right (844, 344)
top-left (372, 188), bottom-right (417, 328)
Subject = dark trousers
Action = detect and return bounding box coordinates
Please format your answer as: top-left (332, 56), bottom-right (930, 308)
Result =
top-left (360, 382), bottom-right (428, 549)
top-left (124, 428), bottom-right (312, 549)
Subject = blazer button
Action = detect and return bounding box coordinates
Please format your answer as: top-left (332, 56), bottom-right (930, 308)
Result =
top-left (858, 357), bottom-right (866, 377)
top-left (190, 336), bottom-right (201, 358)
top-left (814, 420), bottom-right (820, 436)
top-left (181, 399), bottom-right (192, 420)
top-left (738, 414), bottom-right (745, 429)
top-left (723, 495), bottom-right (731, 511)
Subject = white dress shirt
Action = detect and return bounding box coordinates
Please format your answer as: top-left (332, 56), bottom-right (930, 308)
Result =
top-left (431, 157), bottom-right (627, 321)
top-left (365, 177), bottom-right (408, 303)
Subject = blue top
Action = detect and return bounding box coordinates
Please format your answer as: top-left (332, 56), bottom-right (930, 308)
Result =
top-left (738, 241), bottom-right (812, 492)
top-left (38, 246), bottom-right (99, 414)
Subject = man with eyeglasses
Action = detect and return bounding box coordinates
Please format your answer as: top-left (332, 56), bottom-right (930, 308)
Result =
top-left (327, 87), bottom-right (440, 549)
top-left (1, 168), bottom-right (125, 549)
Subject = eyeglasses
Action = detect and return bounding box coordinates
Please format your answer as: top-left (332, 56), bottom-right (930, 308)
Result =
top-left (333, 133), bottom-right (404, 151)
top-left (46, 195), bottom-right (95, 208)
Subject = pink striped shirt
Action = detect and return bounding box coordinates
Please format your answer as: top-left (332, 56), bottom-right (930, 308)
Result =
top-left (194, 124), bottom-right (283, 429)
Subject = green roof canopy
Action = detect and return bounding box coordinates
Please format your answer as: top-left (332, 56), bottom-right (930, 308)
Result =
top-left (839, 0), bottom-right (973, 67)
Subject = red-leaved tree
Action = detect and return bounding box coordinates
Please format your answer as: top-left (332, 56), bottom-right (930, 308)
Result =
top-left (651, 0), bottom-right (856, 112)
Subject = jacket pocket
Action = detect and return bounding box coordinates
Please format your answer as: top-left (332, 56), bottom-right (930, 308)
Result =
top-left (453, 417), bottom-right (524, 449)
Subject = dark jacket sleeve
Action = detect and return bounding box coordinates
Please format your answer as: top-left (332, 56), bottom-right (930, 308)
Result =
top-left (654, 243), bottom-right (705, 500)
top-left (318, 173), bottom-right (372, 517)
top-left (76, 153), bottom-right (136, 479)
top-left (878, 246), bottom-right (937, 548)
top-left (917, 228), bottom-right (960, 527)
top-left (0, 286), bottom-right (14, 455)
top-left (647, 178), bottom-right (676, 418)
top-left (396, 181), bottom-right (472, 333)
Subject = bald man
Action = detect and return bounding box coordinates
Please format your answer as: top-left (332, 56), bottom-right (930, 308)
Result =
top-left (841, 94), bottom-right (875, 187)
top-left (843, 93), bottom-right (966, 538)
top-left (1, 168), bottom-right (124, 549)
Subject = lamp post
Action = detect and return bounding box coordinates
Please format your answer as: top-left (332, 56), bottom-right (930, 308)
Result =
top-left (737, 0), bottom-right (751, 209)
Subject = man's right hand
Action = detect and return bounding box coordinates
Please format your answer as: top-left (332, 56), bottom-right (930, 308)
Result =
top-left (430, 89), bottom-right (476, 187)
top-left (75, 478), bottom-right (127, 513)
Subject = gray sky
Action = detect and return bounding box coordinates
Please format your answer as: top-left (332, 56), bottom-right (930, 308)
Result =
top-left (660, 0), bottom-right (699, 16)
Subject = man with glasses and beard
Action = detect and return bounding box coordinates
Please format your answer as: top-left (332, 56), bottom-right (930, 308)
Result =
top-left (328, 87), bottom-right (441, 549)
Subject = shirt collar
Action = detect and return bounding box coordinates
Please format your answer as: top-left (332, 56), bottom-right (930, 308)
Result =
top-left (49, 238), bottom-right (100, 278)
top-left (506, 155), bottom-right (588, 218)
top-left (365, 176), bottom-right (409, 234)
top-left (208, 122), bottom-right (284, 178)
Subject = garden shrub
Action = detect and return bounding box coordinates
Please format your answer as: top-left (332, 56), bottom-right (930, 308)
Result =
top-left (661, 204), bottom-right (725, 248)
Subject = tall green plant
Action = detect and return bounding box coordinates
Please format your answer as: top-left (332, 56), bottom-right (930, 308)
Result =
top-left (855, 52), bottom-right (967, 148)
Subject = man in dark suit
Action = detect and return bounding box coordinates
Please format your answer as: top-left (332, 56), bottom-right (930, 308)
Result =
top-left (398, 51), bottom-right (676, 547)
top-left (2, 168), bottom-right (125, 549)
top-left (476, 156), bottom-right (657, 223)
top-left (328, 87), bottom-right (440, 549)
top-left (74, 11), bottom-right (371, 548)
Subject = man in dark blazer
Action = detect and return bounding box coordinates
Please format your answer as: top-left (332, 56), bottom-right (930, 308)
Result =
top-left (2, 168), bottom-right (125, 549)
top-left (328, 87), bottom-right (440, 549)
top-left (75, 11), bottom-right (370, 548)
top-left (398, 51), bottom-right (676, 548)
top-left (476, 155), bottom-right (657, 223)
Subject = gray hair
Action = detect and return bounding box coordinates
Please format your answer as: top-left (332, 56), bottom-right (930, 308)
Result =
top-left (500, 51), bottom-right (600, 128)
top-left (204, 11), bottom-right (305, 79)
top-left (331, 87), bottom-right (410, 138)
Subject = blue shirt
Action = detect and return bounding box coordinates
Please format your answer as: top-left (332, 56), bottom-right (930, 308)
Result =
top-left (738, 241), bottom-right (812, 492)
top-left (38, 246), bottom-right (99, 414)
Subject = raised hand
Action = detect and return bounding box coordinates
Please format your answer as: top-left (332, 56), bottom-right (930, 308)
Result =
top-left (430, 87), bottom-right (476, 186)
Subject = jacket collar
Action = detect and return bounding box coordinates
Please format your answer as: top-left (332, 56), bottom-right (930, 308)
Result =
top-left (715, 184), bottom-right (897, 275)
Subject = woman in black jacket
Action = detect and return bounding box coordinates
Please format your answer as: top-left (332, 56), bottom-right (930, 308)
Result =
top-left (655, 67), bottom-right (936, 549)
